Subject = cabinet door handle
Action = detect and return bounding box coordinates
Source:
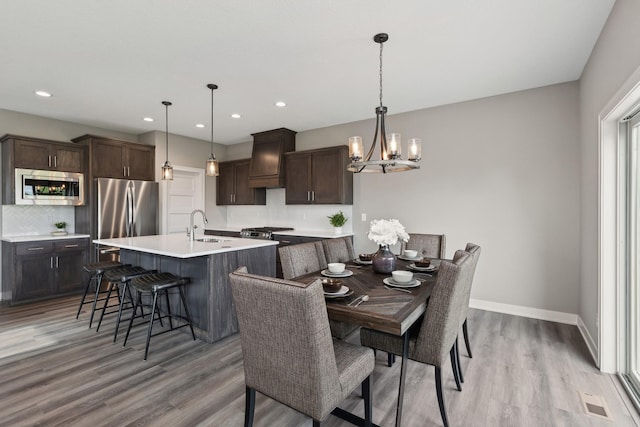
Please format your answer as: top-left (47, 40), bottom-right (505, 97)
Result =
top-left (28, 247), bottom-right (45, 251)
top-left (127, 166), bottom-right (130, 176)
top-left (64, 244), bottom-right (79, 248)
top-left (123, 166), bottom-right (127, 177)
top-left (279, 240), bottom-right (291, 244)
top-left (307, 191), bottom-right (310, 201)
top-left (50, 256), bottom-right (54, 269)
top-left (48, 155), bottom-right (52, 168)
top-left (312, 191), bottom-right (315, 201)
top-left (56, 256), bottom-right (59, 268)
top-left (54, 155), bottom-right (57, 168)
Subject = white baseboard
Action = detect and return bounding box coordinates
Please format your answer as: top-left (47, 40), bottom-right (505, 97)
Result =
top-left (470, 298), bottom-right (600, 366)
top-left (470, 298), bottom-right (578, 324)
top-left (577, 315), bottom-right (599, 367)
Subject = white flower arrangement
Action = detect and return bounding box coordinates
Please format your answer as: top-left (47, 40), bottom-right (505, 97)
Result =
top-left (367, 219), bottom-right (410, 246)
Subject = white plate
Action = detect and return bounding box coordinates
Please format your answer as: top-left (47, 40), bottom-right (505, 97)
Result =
top-left (353, 258), bottom-right (372, 265)
top-left (324, 287), bottom-right (354, 299)
top-left (408, 263), bottom-right (437, 272)
top-left (383, 277), bottom-right (421, 288)
top-left (324, 285), bottom-right (349, 296)
top-left (321, 269), bottom-right (354, 278)
top-left (398, 254), bottom-right (421, 261)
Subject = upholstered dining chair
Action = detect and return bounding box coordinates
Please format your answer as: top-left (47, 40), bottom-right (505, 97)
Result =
top-left (460, 243), bottom-right (481, 359)
top-left (360, 250), bottom-right (474, 427)
top-left (278, 241), bottom-right (327, 279)
top-left (402, 233), bottom-right (447, 259)
top-left (321, 237), bottom-right (360, 339)
top-left (322, 236), bottom-right (355, 263)
top-left (229, 267), bottom-right (375, 427)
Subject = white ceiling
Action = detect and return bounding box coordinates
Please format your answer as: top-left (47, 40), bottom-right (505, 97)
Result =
top-left (0, 0), bottom-right (615, 145)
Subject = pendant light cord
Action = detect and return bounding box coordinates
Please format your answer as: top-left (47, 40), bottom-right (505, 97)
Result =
top-left (211, 87), bottom-right (214, 152)
top-left (165, 103), bottom-right (169, 161)
top-left (379, 40), bottom-right (384, 109)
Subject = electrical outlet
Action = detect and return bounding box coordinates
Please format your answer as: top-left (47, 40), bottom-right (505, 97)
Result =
top-left (361, 213), bottom-right (367, 222)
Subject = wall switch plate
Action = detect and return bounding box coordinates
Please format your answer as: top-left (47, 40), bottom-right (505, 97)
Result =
top-left (361, 213), bottom-right (367, 221)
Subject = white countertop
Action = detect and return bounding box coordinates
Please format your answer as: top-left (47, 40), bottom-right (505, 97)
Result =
top-left (93, 234), bottom-right (278, 259)
top-left (1, 233), bottom-right (91, 243)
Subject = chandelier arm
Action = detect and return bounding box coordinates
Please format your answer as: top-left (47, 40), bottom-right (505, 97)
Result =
top-left (379, 108), bottom-right (388, 161)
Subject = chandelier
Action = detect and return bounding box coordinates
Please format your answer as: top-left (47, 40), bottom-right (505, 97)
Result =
top-left (347, 33), bottom-right (421, 173)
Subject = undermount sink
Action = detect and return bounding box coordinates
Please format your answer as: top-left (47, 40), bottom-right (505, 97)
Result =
top-left (195, 237), bottom-right (228, 243)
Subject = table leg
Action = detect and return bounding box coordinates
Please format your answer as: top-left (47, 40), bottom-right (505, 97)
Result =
top-left (395, 332), bottom-right (409, 427)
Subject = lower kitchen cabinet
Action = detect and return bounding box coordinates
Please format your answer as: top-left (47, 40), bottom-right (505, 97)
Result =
top-left (2, 238), bottom-right (89, 303)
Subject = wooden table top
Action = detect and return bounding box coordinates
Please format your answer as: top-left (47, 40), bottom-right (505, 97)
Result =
top-left (293, 258), bottom-right (440, 336)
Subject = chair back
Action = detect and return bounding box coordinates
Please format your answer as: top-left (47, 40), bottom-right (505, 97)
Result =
top-left (229, 267), bottom-right (341, 419)
top-left (279, 241), bottom-right (328, 280)
top-left (459, 242), bottom-right (481, 325)
top-left (404, 233), bottom-right (446, 259)
top-left (412, 250), bottom-right (473, 367)
top-left (322, 236), bottom-right (355, 263)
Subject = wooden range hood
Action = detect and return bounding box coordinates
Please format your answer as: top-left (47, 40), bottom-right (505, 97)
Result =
top-left (248, 128), bottom-right (296, 188)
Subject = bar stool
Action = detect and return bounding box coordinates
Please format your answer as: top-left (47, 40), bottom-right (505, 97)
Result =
top-left (123, 272), bottom-right (195, 360)
top-left (95, 265), bottom-right (154, 341)
top-left (76, 260), bottom-right (127, 328)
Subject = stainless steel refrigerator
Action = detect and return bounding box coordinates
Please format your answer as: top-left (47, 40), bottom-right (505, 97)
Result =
top-left (95, 178), bottom-right (158, 260)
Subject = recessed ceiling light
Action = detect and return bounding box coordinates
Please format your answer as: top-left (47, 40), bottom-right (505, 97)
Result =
top-left (196, 123), bottom-right (205, 128)
top-left (231, 113), bottom-right (241, 119)
top-left (143, 117), bottom-right (154, 122)
top-left (275, 101), bottom-right (286, 107)
top-left (34, 90), bottom-right (52, 98)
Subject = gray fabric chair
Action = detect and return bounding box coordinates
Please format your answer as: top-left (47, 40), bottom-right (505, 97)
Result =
top-left (360, 250), bottom-right (474, 427)
top-left (278, 241), bottom-right (327, 280)
top-left (321, 237), bottom-right (359, 340)
top-left (229, 267), bottom-right (375, 427)
top-left (461, 243), bottom-right (481, 359)
top-left (403, 233), bottom-right (447, 259)
top-left (322, 236), bottom-right (355, 263)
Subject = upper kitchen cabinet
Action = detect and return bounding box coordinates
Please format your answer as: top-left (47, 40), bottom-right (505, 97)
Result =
top-left (1, 135), bottom-right (84, 172)
top-left (217, 159), bottom-right (266, 205)
top-left (72, 134), bottom-right (155, 181)
top-left (248, 128), bottom-right (296, 188)
top-left (285, 145), bottom-right (353, 205)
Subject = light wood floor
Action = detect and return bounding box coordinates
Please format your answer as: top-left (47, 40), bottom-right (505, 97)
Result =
top-left (0, 295), bottom-right (637, 426)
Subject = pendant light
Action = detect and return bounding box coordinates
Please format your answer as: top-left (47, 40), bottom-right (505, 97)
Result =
top-left (161, 100), bottom-right (174, 180)
top-left (205, 83), bottom-right (220, 176)
top-left (347, 33), bottom-right (421, 173)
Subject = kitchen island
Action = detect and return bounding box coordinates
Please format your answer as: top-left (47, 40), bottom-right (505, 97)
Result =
top-left (93, 234), bottom-right (277, 343)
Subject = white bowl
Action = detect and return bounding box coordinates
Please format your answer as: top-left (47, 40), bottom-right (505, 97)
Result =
top-left (403, 249), bottom-right (418, 259)
top-left (392, 270), bottom-right (413, 283)
top-left (327, 262), bottom-right (346, 274)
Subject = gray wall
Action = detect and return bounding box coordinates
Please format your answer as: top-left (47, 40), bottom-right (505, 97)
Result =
top-left (297, 82), bottom-right (581, 314)
top-left (579, 0), bottom-right (640, 341)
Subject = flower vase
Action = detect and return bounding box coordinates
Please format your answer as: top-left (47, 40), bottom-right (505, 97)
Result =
top-left (372, 244), bottom-right (396, 274)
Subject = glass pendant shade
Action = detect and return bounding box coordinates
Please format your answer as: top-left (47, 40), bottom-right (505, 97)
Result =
top-left (206, 154), bottom-right (219, 176)
top-left (162, 160), bottom-right (173, 180)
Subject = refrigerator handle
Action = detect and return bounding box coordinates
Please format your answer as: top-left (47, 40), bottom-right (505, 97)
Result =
top-left (126, 182), bottom-right (134, 237)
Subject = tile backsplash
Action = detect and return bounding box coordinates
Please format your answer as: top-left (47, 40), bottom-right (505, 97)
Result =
top-left (226, 188), bottom-right (353, 232)
top-left (2, 205), bottom-right (75, 236)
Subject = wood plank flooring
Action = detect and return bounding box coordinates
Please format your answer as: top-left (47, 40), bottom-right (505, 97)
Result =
top-left (0, 295), bottom-right (637, 426)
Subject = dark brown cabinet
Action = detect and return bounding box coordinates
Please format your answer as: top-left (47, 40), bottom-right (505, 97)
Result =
top-left (72, 134), bottom-right (155, 181)
top-left (217, 159), bottom-right (266, 205)
top-left (248, 128), bottom-right (296, 188)
top-left (1, 135), bottom-right (86, 204)
top-left (2, 238), bottom-right (89, 303)
top-left (285, 145), bottom-right (353, 205)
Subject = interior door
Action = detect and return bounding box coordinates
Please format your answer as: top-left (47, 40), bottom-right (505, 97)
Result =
top-left (161, 166), bottom-right (205, 234)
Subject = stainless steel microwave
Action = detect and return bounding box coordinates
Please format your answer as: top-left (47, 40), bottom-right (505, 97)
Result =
top-left (15, 168), bottom-right (85, 206)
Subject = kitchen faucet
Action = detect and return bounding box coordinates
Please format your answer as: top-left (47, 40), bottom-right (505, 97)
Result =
top-left (188, 209), bottom-right (208, 241)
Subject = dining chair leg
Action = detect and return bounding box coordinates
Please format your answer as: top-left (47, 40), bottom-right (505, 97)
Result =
top-left (455, 337), bottom-right (464, 383)
top-left (312, 421), bottom-right (320, 427)
top-left (395, 333), bottom-right (410, 427)
top-left (449, 346), bottom-right (462, 392)
top-left (244, 386), bottom-right (255, 427)
top-left (387, 352), bottom-right (395, 367)
top-left (435, 366), bottom-right (449, 427)
top-left (362, 376), bottom-right (372, 427)
top-left (463, 318), bottom-right (472, 358)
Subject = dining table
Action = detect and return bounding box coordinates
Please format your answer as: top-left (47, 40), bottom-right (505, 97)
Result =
top-left (292, 256), bottom-right (441, 427)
